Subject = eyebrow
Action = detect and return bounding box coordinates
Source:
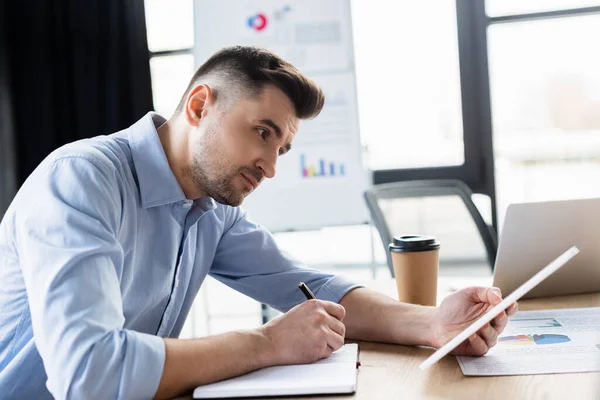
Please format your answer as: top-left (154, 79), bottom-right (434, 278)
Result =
top-left (259, 118), bottom-right (293, 152)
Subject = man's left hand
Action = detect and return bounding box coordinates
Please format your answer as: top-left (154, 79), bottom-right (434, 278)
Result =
top-left (429, 286), bottom-right (518, 356)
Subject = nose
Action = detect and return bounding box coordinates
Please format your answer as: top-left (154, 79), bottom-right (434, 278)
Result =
top-left (256, 154), bottom-right (277, 179)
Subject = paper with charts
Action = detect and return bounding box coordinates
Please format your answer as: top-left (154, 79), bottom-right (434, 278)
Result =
top-left (457, 307), bottom-right (600, 376)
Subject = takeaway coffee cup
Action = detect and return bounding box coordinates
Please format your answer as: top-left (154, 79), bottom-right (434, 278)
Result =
top-left (389, 235), bottom-right (440, 306)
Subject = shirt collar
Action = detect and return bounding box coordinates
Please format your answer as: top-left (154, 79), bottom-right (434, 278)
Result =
top-left (127, 112), bottom-right (187, 209)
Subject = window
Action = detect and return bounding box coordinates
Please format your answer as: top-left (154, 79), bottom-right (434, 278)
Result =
top-left (351, 0), bottom-right (464, 170)
top-left (486, 0), bottom-right (600, 17)
top-left (144, 0), bottom-right (195, 117)
top-left (149, 55), bottom-right (195, 117)
top-left (145, 0), bottom-right (194, 52)
top-left (487, 13), bottom-right (600, 225)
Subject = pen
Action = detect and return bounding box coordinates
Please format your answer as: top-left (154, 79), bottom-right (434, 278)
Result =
top-left (298, 282), bottom-right (316, 300)
top-left (299, 281), bottom-right (359, 367)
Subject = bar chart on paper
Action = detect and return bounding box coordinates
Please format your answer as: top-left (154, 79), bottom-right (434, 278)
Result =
top-left (498, 333), bottom-right (571, 346)
top-left (300, 153), bottom-right (346, 179)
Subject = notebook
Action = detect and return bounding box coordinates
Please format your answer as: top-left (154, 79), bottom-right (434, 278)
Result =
top-left (193, 343), bottom-right (359, 399)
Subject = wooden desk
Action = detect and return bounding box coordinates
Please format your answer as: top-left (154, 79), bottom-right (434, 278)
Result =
top-left (280, 278), bottom-right (600, 400)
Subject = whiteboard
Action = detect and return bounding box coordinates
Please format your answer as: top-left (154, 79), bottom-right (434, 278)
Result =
top-left (193, 0), bottom-right (370, 231)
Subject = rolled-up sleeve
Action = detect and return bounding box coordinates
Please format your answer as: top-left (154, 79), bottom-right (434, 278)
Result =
top-left (16, 156), bottom-right (165, 400)
top-left (210, 208), bottom-right (363, 313)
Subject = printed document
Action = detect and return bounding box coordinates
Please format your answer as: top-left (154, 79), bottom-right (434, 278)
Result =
top-left (457, 307), bottom-right (600, 375)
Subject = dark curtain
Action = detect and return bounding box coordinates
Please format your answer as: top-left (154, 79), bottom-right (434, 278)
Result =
top-left (2, 0), bottom-right (153, 189)
top-left (1, 6), bottom-right (17, 217)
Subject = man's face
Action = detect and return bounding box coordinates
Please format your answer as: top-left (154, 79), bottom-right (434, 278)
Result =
top-left (189, 85), bottom-right (299, 206)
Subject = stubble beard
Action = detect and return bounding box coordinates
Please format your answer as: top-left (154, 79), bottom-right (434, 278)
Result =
top-left (189, 126), bottom-right (245, 207)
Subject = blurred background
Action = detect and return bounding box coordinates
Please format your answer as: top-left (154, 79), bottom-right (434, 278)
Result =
top-left (2, 0), bottom-right (599, 337)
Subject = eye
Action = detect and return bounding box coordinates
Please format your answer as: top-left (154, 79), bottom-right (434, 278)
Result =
top-left (278, 148), bottom-right (285, 156)
top-left (256, 127), bottom-right (269, 140)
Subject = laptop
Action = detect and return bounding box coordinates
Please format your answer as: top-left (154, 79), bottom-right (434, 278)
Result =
top-left (492, 197), bottom-right (600, 299)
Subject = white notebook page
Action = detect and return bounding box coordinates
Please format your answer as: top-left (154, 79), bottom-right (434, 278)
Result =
top-left (193, 343), bottom-right (359, 399)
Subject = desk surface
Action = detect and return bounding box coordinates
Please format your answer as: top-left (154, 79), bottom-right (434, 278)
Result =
top-left (275, 277), bottom-right (600, 400)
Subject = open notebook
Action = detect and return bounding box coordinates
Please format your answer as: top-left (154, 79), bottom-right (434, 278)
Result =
top-left (193, 343), bottom-right (359, 399)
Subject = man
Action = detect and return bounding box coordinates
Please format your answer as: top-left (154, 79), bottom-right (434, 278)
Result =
top-left (0, 46), bottom-right (516, 399)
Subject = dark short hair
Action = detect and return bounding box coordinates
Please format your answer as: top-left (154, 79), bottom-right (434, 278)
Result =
top-left (174, 46), bottom-right (325, 119)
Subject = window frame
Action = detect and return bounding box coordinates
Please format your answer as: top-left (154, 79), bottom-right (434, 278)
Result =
top-left (375, 2), bottom-right (600, 232)
top-left (373, 1), bottom-right (498, 229)
top-left (145, 1), bottom-right (600, 232)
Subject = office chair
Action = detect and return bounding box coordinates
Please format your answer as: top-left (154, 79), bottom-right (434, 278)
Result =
top-left (364, 179), bottom-right (497, 275)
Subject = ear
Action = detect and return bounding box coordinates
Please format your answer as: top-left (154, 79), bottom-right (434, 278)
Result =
top-left (183, 84), bottom-right (215, 127)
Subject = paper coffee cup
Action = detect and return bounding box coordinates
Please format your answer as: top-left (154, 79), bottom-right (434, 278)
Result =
top-left (389, 235), bottom-right (440, 306)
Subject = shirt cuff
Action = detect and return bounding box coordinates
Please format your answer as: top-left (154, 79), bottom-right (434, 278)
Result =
top-left (314, 275), bottom-right (364, 304)
top-left (119, 330), bottom-right (166, 400)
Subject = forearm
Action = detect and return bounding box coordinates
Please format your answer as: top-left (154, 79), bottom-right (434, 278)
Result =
top-left (154, 329), bottom-right (272, 400)
top-left (339, 287), bottom-right (435, 346)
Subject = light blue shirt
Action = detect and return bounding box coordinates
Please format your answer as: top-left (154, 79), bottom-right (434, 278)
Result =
top-left (0, 113), bottom-right (360, 399)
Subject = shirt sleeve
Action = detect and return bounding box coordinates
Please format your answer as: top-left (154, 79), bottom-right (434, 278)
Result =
top-left (15, 156), bottom-right (165, 400)
top-left (210, 208), bottom-right (363, 313)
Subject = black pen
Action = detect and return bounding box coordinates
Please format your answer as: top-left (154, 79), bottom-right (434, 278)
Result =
top-left (298, 282), bottom-right (316, 300)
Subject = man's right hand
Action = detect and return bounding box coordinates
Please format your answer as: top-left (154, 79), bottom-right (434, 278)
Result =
top-left (257, 299), bottom-right (346, 366)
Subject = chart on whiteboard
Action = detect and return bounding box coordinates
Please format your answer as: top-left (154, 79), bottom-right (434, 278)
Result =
top-left (232, 0), bottom-right (352, 73)
top-left (194, 0), bottom-right (370, 231)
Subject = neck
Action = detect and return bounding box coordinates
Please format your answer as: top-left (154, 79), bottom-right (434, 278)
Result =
top-left (157, 117), bottom-right (205, 200)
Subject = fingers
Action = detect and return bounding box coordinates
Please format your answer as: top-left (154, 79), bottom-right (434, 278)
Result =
top-left (318, 303), bottom-right (345, 352)
top-left (306, 300), bottom-right (346, 355)
top-left (467, 332), bottom-right (489, 356)
top-left (506, 302), bottom-right (518, 316)
top-left (306, 300), bottom-right (346, 331)
top-left (478, 322), bottom-right (499, 349)
top-left (473, 287), bottom-right (519, 316)
top-left (327, 315), bottom-right (346, 339)
top-left (491, 310), bottom-right (508, 331)
top-left (470, 286), bottom-right (499, 306)
top-left (319, 300), bottom-right (346, 322)
top-left (272, 300), bottom-right (347, 364)
top-left (323, 326), bottom-right (345, 352)
top-left (312, 327), bottom-right (343, 360)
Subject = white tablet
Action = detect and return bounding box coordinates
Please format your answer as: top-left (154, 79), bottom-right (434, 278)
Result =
top-left (419, 246), bottom-right (580, 371)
